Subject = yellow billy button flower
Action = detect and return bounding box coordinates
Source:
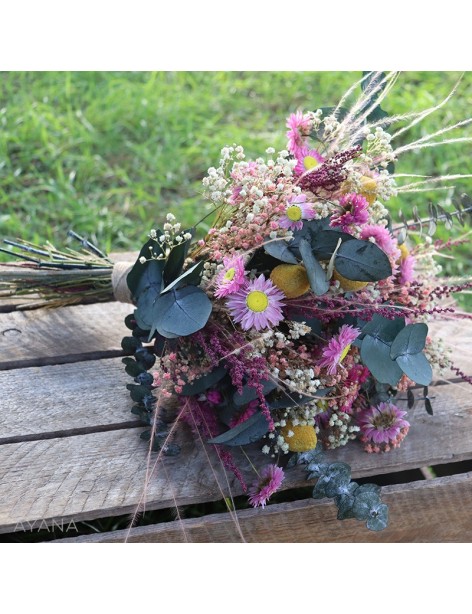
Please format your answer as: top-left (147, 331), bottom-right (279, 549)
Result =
top-left (280, 421), bottom-right (318, 452)
top-left (270, 264), bottom-right (310, 299)
top-left (333, 269), bottom-right (369, 292)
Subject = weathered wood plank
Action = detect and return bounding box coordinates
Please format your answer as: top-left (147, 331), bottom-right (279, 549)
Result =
top-left (56, 472), bottom-right (472, 543)
top-left (428, 318), bottom-right (472, 376)
top-left (0, 302), bottom-right (131, 370)
top-left (1, 379), bottom-right (472, 533)
top-left (0, 358), bottom-right (140, 443)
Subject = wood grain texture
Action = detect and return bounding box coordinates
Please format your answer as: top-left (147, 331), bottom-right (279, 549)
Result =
top-left (1, 379), bottom-right (472, 533)
top-left (0, 301), bottom-right (132, 370)
top-left (429, 318), bottom-right (472, 376)
top-left (0, 358), bottom-right (139, 443)
top-left (55, 472), bottom-right (472, 543)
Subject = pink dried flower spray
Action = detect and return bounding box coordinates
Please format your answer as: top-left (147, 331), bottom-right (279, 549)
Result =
top-left (248, 464), bottom-right (285, 508)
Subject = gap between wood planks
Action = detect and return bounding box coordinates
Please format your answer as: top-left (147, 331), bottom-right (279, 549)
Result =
top-left (0, 420), bottom-right (142, 446)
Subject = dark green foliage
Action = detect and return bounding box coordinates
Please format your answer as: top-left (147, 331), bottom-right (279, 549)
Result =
top-left (390, 323), bottom-right (428, 359)
top-left (127, 240), bottom-right (164, 300)
top-left (293, 445), bottom-right (388, 532)
top-left (396, 352), bottom-right (432, 386)
top-left (128, 234), bottom-right (211, 340)
top-left (233, 378), bottom-right (278, 406)
top-left (122, 357), bottom-right (146, 378)
top-left (180, 364), bottom-right (228, 395)
top-left (299, 238), bottom-right (329, 295)
top-left (163, 235), bottom-right (192, 287)
top-left (310, 229), bottom-right (354, 261)
top-left (153, 285), bottom-right (212, 338)
top-left (160, 260), bottom-right (204, 294)
top-left (360, 315), bottom-right (432, 387)
top-left (121, 336), bottom-right (142, 354)
top-left (264, 240), bottom-right (298, 264)
top-left (361, 335), bottom-right (404, 387)
top-left (335, 239), bottom-right (392, 282)
top-left (208, 411), bottom-right (271, 446)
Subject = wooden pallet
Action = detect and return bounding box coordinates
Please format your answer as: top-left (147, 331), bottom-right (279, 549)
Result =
top-left (1, 275), bottom-right (472, 542)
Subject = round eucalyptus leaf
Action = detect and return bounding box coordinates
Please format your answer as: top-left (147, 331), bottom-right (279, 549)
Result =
top-left (154, 285), bottom-right (212, 338)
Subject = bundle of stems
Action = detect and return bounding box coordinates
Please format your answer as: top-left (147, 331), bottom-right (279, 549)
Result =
top-left (0, 231), bottom-right (115, 309)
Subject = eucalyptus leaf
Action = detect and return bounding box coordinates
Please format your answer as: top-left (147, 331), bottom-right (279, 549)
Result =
top-left (233, 378), bottom-right (278, 406)
top-left (313, 463), bottom-right (352, 499)
top-left (366, 503), bottom-right (389, 531)
top-left (153, 285), bottom-right (212, 339)
top-left (360, 335), bottom-right (403, 387)
top-left (163, 238), bottom-right (192, 287)
top-left (288, 219), bottom-right (330, 256)
top-left (208, 411), bottom-right (271, 446)
top-left (126, 384), bottom-right (150, 403)
top-left (362, 313), bottom-right (405, 342)
top-left (335, 239), bottom-right (392, 282)
top-left (299, 238), bottom-right (329, 296)
top-left (264, 240), bottom-right (298, 264)
top-left (351, 490), bottom-right (382, 521)
top-left (395, 352), bottom-right (433, 386)
top-left (122, 357), bottom-right (146, 378)
top-left (121, 336), bottom-right (142, 354)
top-left (127, 239), bottom-right (164, 300)
top-left (180, 364), bottom-right (227, 396)
top-left (311, 229), bottom-right (354, 261)
top-left (390, 323), bottom-right (428, 359)
top-left (425, 397), bottom-right (434, 416)
top-left (160, 260), bottom-right (204, 294)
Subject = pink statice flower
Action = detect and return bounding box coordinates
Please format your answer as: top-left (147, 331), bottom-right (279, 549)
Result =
top-left (279, 194), bottom-right (315, 231)
top-left (330, 193), bottom-right (369, 232)
top-left (318, 325), bottom-right (360, 375)
top-left (357, 402), bottom-right (410, 453)
top-left (226, 274), bottom-right (285, 331)
top-left (399, 254), bottom-right (416, 284)
top-left (293, 145), bottom-right (325, 176)
top-left (248, 464), bottom-right (285, 508)
top-left (286, 110), bottom-right (312, 152)
top-left (360, 224), bottom-right (401, 260)
top-left (214, 255), bottom-right (247, 299)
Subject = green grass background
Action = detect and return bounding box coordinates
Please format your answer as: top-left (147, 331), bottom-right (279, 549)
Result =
top-left (0, 71), bottom-right (471, 274)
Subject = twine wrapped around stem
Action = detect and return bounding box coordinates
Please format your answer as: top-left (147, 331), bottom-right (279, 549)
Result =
top-left (111, 261), bottom-right (134, 303)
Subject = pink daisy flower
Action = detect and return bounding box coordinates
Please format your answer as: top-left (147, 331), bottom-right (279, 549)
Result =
top-left (293, 145), bottom-right (325, 176)
top-left (226, 274), bottom-right (285, 331)
top-left (214, 255), bottom-right (247, 299)
top-left (330, 193), bottom-right (369, 232)
top-left (286, 110), bottom-right (312, 152)
top-left (279, 194), bottom-right (315, 231)
top-left (248, 464), bottom-right (285, 508)
top-left (318, 325), bottom-right (360, 375)
top-left (360, 225), bottom-right (401, 260)
top-left (399, 254), bottom-right (416, 284)
top-left (357, 402), bottom-right (410, 453)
